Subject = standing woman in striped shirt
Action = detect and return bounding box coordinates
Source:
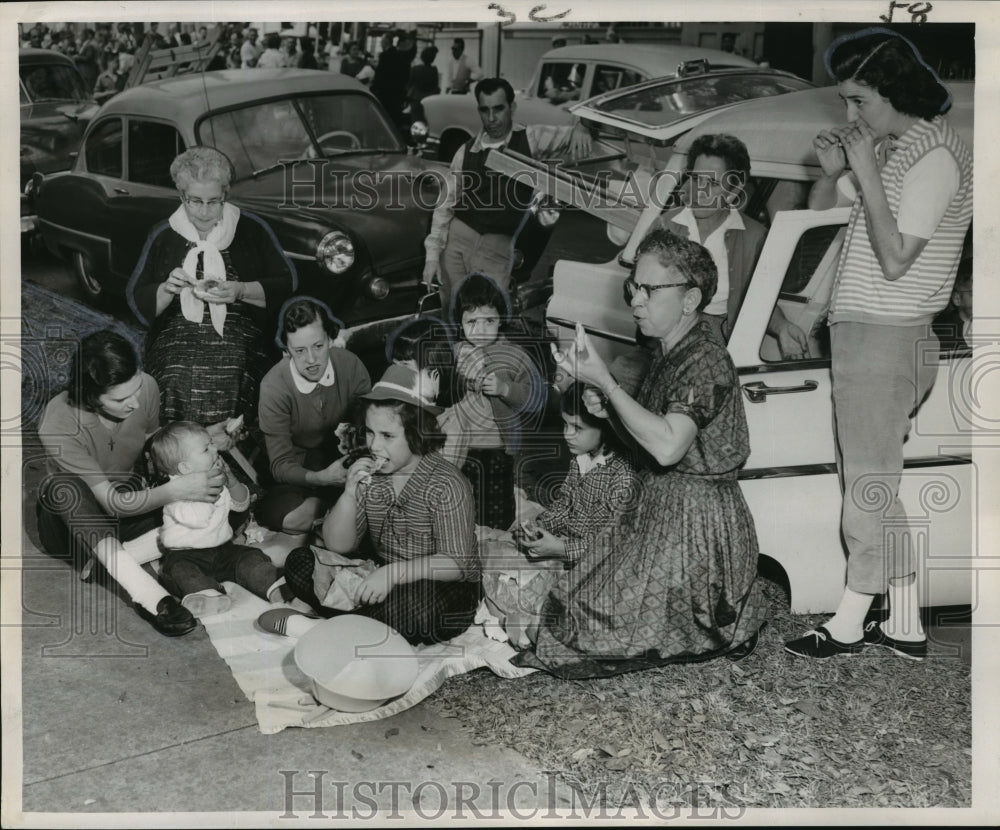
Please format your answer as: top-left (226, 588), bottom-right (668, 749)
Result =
top-left (785, 29), bottom-right (972, 660)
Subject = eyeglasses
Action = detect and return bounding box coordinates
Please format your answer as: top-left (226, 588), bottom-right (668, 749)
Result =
top-left (181, 195), bottom-right (225, 209)
top-left (623, 277), bottom-right (690, 303)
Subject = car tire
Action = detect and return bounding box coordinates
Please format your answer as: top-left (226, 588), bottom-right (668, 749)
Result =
top-left (72, 250), bottom-right (104, 300)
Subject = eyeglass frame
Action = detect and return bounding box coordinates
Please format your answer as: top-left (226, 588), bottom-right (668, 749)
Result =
top-left (180, 194), bottom-right (226, 209)
top-left (622, 276), bottom-right (692, 304)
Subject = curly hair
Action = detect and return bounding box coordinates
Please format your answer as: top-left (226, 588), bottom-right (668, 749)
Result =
top-left (826, 28), bottom-right (951, 118)
top-left (452, 272), bottom-right (512, 326)
top-left (635, 229), bottom-right (718, 312)
top-left (363, 400), bottom-right (446, 456)
top-left (67, 329), bottom-right (140, 411)
top-left (275, 296), bottom-right (343, 348)
top-left (169, 146), bottom-right (235, 192)
top-left (687, 133), bottom-right (751, 208)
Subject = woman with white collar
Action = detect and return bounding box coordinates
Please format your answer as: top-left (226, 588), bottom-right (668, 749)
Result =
top-left (127, 146), bottom-right (297, 447)
top-left (256, 298), bottom-right (372, 533)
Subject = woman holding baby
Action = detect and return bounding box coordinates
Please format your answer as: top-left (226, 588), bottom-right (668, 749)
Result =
top-left (126, 146), bottom-right (297, 440)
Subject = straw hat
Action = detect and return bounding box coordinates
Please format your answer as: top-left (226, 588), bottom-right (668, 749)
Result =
top-left (361, 363), bottom-right (444, 416)
top-left (293, 615), bottom-right (419, 712)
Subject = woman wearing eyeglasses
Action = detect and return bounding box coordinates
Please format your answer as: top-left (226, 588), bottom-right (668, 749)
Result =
top-left (127, 146), bottom-right (297, 443)
top-left (516, 229), bottom-right (768, 678)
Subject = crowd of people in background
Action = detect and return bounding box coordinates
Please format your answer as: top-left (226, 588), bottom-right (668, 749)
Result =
top-left (20, 21), bottom-right (442, 103)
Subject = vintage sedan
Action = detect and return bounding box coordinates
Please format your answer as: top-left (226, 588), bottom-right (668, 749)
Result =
top-left (414, 43), bottom-right (757, 161)
top-left (509, 83), bottom-right (976, 613)
top-left (19, 48), bottom-right (98, 233)
top-left (32, 70), bottom-right (446, 327)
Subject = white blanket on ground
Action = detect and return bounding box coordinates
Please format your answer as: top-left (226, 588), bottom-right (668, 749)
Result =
top-left (199, 584), bottom-right (536, 734)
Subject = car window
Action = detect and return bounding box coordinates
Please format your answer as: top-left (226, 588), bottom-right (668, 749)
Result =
top-left (591, 65), bottom-right (644, 97)
top-left (199, 94), bottom-right (403, 180)
top-left (127, 121), bottom-right (186, 187)
top-left (537, 62), bottom-right (585, 102)
top-left (84, 118), bottom-right (123, 178)
top-left (19, 80), bottom-right (29, 105)
top-left (19, 62), bottom-right (89, 102)
top-left (759, 223), bottom-right (845, 363)
top-left (594, 73), bottom-right (812, 127)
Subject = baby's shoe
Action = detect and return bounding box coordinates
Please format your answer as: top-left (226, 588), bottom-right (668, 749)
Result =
top-left (181, 588), bottom-right (232, 618)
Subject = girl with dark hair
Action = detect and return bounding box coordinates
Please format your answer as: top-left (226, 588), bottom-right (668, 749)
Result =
top-left (478, 381), bottom-right (638, 647)
top-left (256, 297), bottom-right (372, 533)
top-left (786, 29), bottom-right (971, 659)
top-left (261, 364), bottom-right (481, 645)
top-left (444, 273), bottom-right (545, 530)
top-left (35, 329), bottom-right (227, 637)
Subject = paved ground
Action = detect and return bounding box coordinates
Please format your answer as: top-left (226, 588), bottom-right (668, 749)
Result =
top-left (10, 248), bottom-right (568, 819)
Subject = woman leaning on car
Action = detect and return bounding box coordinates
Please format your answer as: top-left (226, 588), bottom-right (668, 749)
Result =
top-left (784, 28), bottom-right (972, 660)
top-left (126, 146), bottom-right (297, 449)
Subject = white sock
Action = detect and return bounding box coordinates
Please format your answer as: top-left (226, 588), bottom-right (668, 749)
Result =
top-left (93, 537), bottom-right (168, 614)
top-left (822, 588), bottom-right (874, 643)
top-left (885, 573), bottom-right (925, 641)
top-left (121, 528), bottom-right (162, 565)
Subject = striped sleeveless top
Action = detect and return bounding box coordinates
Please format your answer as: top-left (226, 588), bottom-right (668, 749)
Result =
top-left (829, 116), bottom-right (972, 326)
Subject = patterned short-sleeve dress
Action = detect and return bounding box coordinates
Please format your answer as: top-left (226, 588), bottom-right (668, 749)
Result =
top-left (517, 320), bottom-right (768, 678)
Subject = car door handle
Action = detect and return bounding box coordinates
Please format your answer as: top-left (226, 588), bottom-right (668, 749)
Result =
top-left (741, 380), bottom-right (818, 404)
top-left (113, 187), bottom-right (129, 195)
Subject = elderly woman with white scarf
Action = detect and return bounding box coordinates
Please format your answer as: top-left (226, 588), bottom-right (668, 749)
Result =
top-left (127, 147), bottom-right (297, 444)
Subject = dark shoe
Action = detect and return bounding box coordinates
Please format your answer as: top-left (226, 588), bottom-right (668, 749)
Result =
top-left (725, 631), bottom-right (760, 662)
top-left (136, 596), bottom-right (197, 637)
top-left (784, 625), bottom-right (864, 658)
top-left (862, 620), bottom-right (927, 661)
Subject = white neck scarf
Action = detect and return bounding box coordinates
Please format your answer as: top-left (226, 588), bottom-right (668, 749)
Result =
top-left (169, 201), bottom-right (240, 337)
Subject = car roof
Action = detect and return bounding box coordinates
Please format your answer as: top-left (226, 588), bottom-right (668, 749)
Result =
top-left (671, 82), bottom-right (974, 180)
top-left (19, 47), bottom-right (76, 67)
top-left (540, 43), bottom-right (757, 74)
top-left (97, 69), bottom-right (372, 121)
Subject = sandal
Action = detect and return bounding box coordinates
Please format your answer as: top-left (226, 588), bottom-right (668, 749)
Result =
top-left (254, 607), bottom-right (320, 639)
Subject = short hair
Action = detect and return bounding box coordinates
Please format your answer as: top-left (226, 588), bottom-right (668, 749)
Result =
top-left (264, 32), bottom-right (281, 50)
top-left (452, 273), bottom-right (512, 325)
top-left (636, 229), bottom-right (718, 312)
top-left (169, 146), bottom-right (235, 192)
top-left (953, 256), bottom-right (972, 291)
top-left (687, 133), bottom-right (751, 204)
top-left (560, 381), bottom-right (625, 454)
top-left (386, 316), bottom-right (451, 367)
top-left (68, 329), bottom-right (140, 411)
top-left (421, 46), bottom-right (438, 65)
top-left (474, 77), bottom-right (515, 106)
top-left (453, 38), bottom-right (465, 48)
top-left (363, 400), bottom-right (446, 456)
top-left (826, 28), bottom-right (951, 119)
top-left (275, 297), bottom-right (342, 348)
top-left (148, 421), bottom-right (207, 476)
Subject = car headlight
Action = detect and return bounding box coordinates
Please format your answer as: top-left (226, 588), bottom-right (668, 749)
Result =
top-left (410, 121), bottom-right (428, 140)
top-left (316, 231), bottom-right (355, 274)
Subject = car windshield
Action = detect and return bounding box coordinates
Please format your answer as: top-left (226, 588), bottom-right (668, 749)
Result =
top-left (20, 63), bottom-right (89, 103)
top-left (593, 73), bottom-right (813, 128)
top-left (198, 93), bottom-right (404, 180)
